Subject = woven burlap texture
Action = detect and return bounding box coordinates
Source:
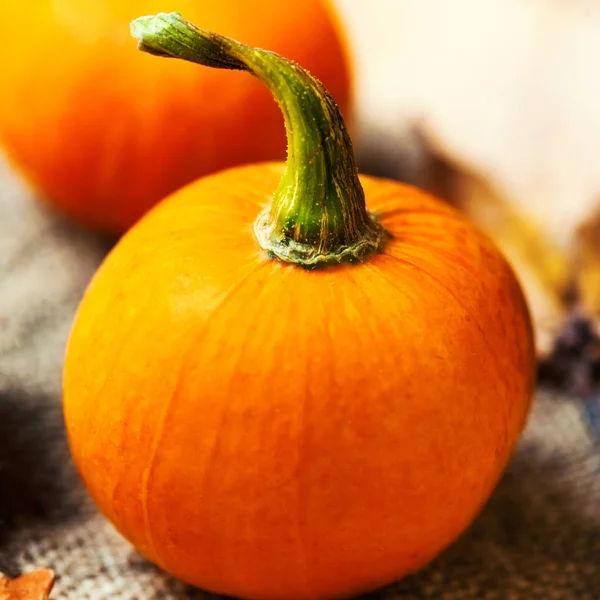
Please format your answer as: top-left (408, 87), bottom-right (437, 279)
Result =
top-left (0, 159), bottom-right (599, 599)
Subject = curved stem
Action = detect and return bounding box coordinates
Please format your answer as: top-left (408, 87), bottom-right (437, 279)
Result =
top-left (131, 12), bottom-right (388, 268)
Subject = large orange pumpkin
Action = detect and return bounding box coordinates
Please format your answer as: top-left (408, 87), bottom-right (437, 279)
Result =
top-left (63, 14), bottom-right (535, 600)
top-left (0, 0), bottom-right (350, 233)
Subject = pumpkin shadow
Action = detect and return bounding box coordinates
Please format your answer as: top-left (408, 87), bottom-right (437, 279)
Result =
top-left (0, 154), bottom-right (117, 260)
top-left (27, 198), bottom-right (118, 258)
top-left (0, 387), bottom-right (87, 554)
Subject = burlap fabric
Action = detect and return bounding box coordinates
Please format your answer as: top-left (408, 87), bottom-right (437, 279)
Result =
top-left (0, 157), bottom-right (599, 599)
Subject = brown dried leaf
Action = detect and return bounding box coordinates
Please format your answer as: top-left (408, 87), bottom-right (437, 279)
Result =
top-left (0, 570), bottom-right (55, 600)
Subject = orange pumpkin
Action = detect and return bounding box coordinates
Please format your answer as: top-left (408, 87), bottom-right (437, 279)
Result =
top-left (0, 0), bottom-right (350, 234)
top-left (63, 14), bottom-right (535, 600)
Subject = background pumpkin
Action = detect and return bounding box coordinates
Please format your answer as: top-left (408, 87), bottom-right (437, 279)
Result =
top-left (0, 0), bottom-right (350, 234)
top-left (63, 15), bottom-right (535, 600)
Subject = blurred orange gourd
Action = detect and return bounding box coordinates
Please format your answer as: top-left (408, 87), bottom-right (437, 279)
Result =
top-left (0, 0), bottom-right (350, 233)
top-left (63, 14), bottom-right (536, 600)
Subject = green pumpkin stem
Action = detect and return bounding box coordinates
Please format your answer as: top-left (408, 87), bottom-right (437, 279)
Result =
top-left (130, 12), bottom-right (388, 268)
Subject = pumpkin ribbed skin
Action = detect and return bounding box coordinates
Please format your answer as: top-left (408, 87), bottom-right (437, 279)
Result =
top-left (0, 0), bottom-right (350, 233)
top-left (63, 163), bottom-right (535, 600)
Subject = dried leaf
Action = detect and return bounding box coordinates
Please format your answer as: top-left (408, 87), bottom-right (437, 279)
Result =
top-left (0, 570), bottom-right (55, 600)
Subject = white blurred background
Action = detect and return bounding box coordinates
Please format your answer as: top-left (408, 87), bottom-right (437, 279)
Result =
top-left (335, 0), bottom-right (600, 354)
top-left (336, 0), bottom-right (600, 247)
